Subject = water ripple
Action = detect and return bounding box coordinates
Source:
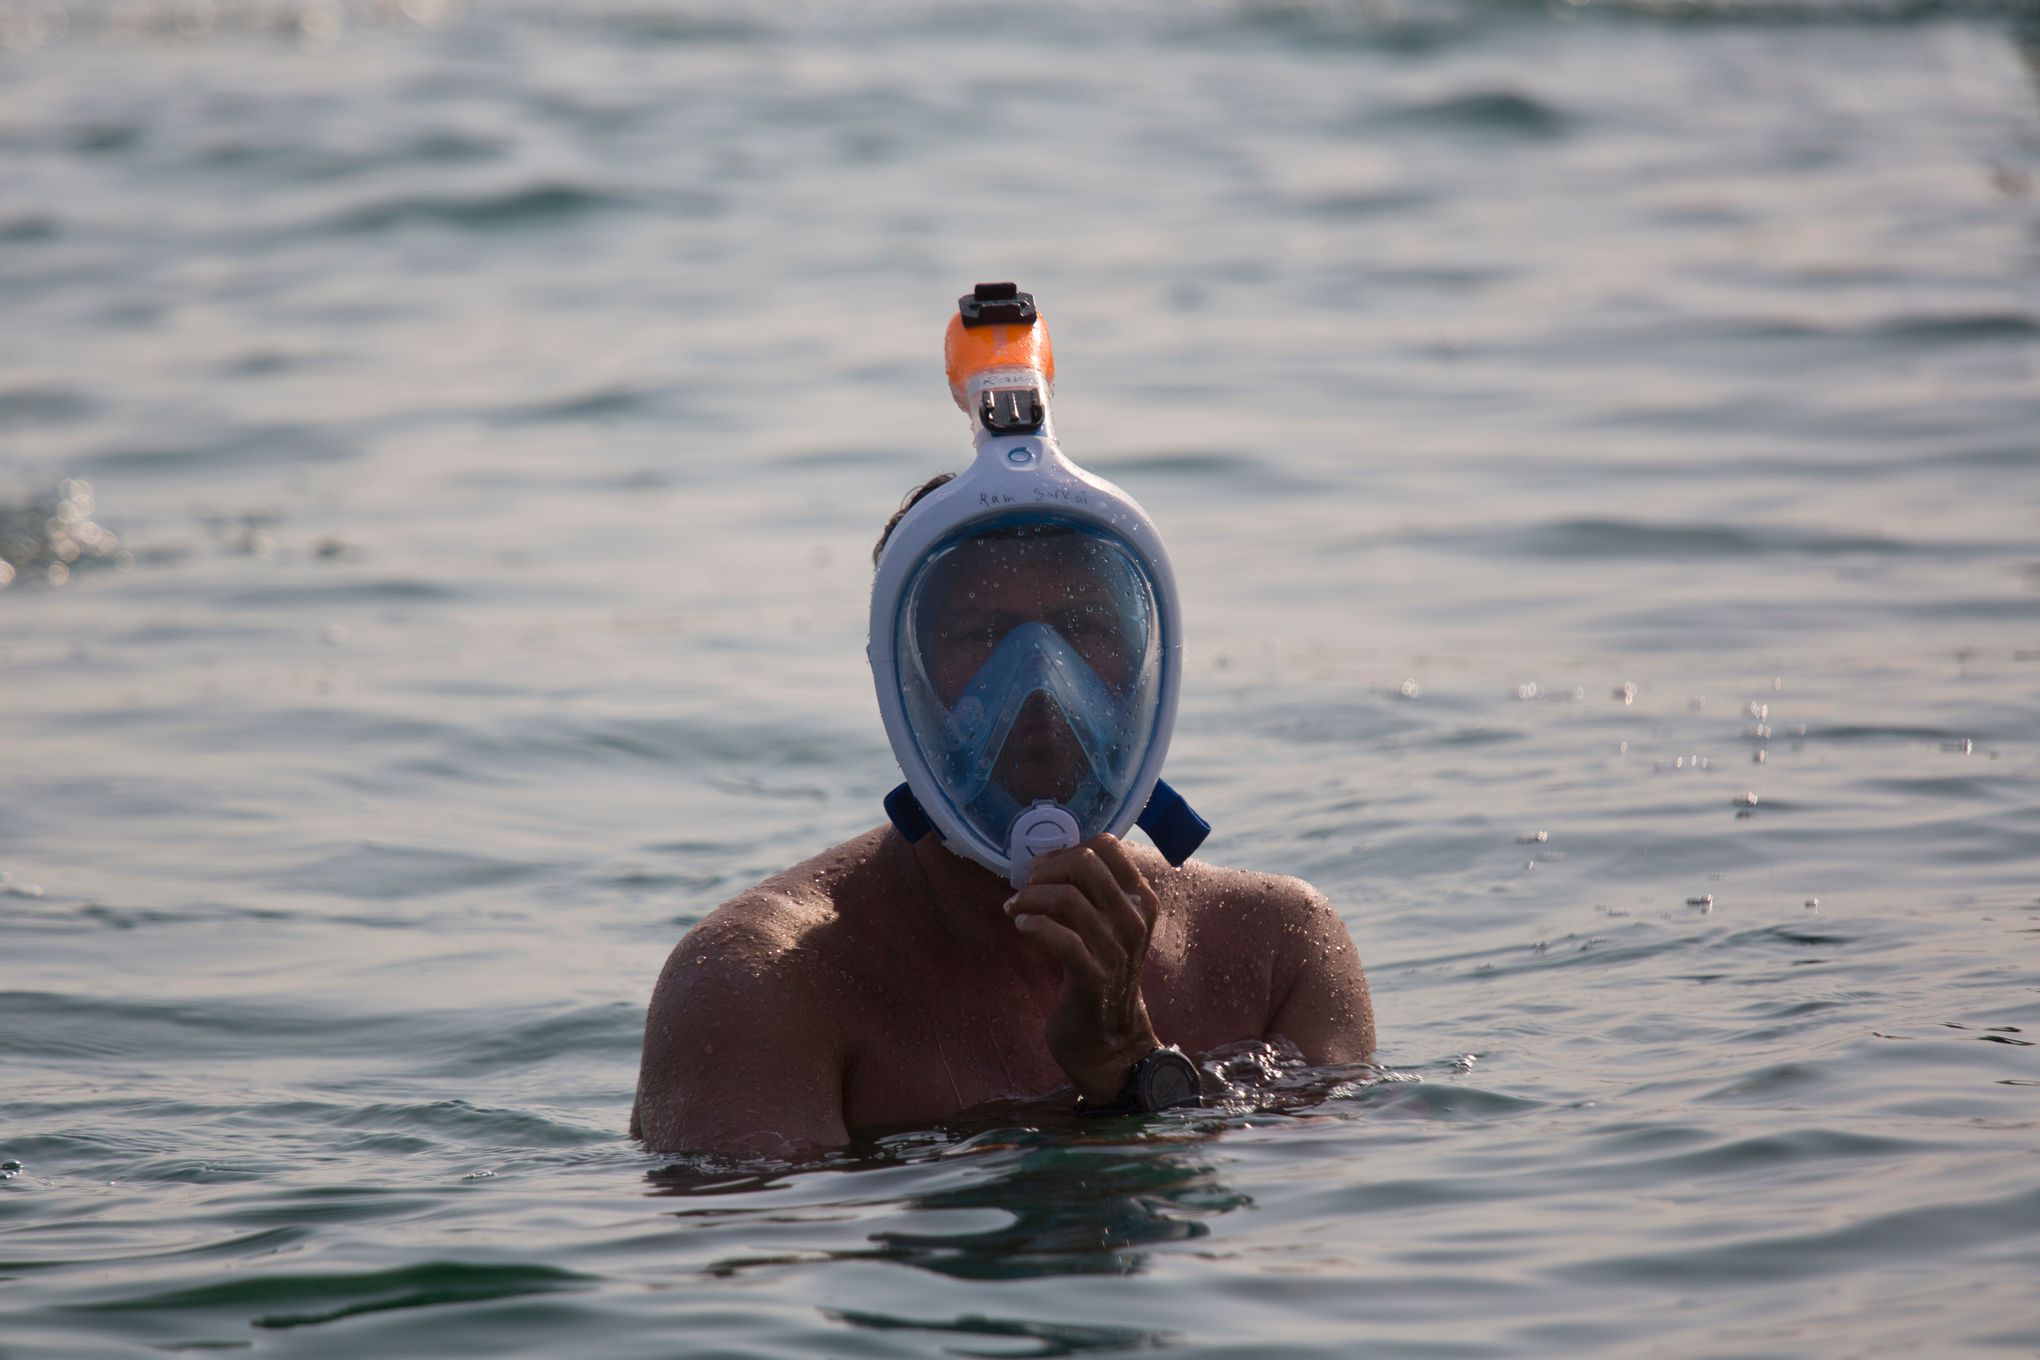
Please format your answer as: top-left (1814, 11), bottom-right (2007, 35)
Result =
top-left (72, 1260), bottom-right (593, 1330)
top-left (1376, 88), bottom-right (1575, 140)
top-left (322, 182), bottom-right (640, 236)
top-left (276, 843), bottom-right (545, 901)
top-left (1489, 517), bottom-right (1935, 560)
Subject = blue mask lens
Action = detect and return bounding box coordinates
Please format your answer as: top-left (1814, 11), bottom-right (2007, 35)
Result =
top-left (941, 619), bottom-right (1134, 804)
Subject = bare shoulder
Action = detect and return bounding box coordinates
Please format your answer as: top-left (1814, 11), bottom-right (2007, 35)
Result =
top-left (1155, 852), bottom-right (1374, 1063)
top-left (631, 833), bottom-right (883, 1151)
top-left (650, 887), bottom-right (828, 1008)
top-left (641, 830), bottom-right (883, 1027)
top-left (1160, 854), bottom-right (1341, 941)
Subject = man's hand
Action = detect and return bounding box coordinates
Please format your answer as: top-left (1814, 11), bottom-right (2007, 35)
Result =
top-left (1003, 834), bottom-right (1163, 1104)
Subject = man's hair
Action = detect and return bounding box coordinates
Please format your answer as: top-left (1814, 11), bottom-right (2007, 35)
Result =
top-left (871, 472), bottom-right (955, 567)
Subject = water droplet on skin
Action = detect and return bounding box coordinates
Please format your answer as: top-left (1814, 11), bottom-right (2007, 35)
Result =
top-left (1686, 894), bottom-right (1713, 909)
top-left (1735, 792), bottom-right (1759, 807)
top-left (1804, 898), bottom-right (1820, 910)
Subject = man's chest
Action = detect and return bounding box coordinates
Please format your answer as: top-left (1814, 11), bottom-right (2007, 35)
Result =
top-left (838, 969), bottom-right (1065, 1129)
top-left (836, 942), bottom-right (1271, 1131)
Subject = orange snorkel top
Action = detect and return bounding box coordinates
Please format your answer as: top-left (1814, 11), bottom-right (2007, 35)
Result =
top-left (944, 282), bottom-right (1054, 417)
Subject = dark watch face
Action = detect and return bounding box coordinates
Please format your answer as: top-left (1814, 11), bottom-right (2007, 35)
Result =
top-left (1134, 1051), bottom-right (1201, 1111)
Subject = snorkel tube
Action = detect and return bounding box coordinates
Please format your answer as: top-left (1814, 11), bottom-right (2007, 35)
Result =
top-left (869, 284), bottom-right (1208, 887)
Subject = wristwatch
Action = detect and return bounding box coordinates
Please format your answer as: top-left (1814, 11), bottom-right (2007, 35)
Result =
top-left (1074, 1046), bottom-right (1203, 1117)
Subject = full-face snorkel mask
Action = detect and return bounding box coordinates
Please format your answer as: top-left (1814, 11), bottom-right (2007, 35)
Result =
top-left (869, 283), bottom-right (1210, 888)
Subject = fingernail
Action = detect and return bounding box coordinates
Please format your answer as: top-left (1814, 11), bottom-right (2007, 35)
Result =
top-left (1002, 895), bottom-right (1019, 913)
top-left (1013, 913), bottom-right (1035, 931)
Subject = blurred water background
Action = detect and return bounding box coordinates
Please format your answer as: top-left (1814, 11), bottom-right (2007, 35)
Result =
top-left (4, 0), bottom-right (2039, 1354)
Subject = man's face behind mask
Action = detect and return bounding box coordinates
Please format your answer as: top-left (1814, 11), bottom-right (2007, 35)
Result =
top-left (896, 518), bottom-right (1164, 839)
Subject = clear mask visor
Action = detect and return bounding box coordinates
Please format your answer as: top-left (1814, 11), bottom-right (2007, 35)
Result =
top-left (895, 514), bottom-right (1165, 856)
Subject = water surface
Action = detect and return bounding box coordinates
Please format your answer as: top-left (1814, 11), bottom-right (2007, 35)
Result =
top-left (3, 0), bottom-right (2038, 1354)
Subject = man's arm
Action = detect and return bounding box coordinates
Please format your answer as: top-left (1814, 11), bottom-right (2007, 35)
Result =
top-left (631, 906), bottom-right (848, 1158)
top-left (1264, 880), bottom-right (1375, 1063)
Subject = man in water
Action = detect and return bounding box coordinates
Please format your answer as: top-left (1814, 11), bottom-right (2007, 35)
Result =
top-left (632, 286), bottom-right (1373, 1157)
top-left (631, 493), bottom-right (1374, 1157)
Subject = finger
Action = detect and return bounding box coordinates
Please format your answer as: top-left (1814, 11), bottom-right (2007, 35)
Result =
top-left (1006, 883), bottom-right (1126, 972)
top-left (1024, 848), bottom-right (1149, 958)
top-left (1034, 846), bottom-right (1131, 922)
top-left (1081, 835), bottom-right (1160, 923)
top-left (1009, 909), bottom-right (1102, 981)
top-left (1081, 834), bottom-right (1146, 897)
top-left (1065, 841), bottom-right (1156, 951)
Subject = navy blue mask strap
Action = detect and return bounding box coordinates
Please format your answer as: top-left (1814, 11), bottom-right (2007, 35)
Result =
top-left (884, 783), bottom-right (936, 843)
top-left (886, 779), bottom-right (1209, 866)
top-left (1137, 778), bottom-right (1210, 867)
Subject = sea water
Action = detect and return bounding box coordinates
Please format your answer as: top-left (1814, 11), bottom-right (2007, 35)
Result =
top-left (2, 1), bottom-right (2037, 1354)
